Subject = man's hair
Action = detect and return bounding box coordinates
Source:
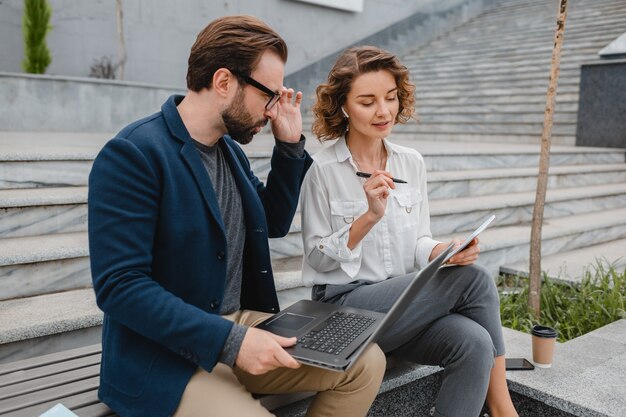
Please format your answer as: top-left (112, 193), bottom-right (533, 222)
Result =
top-left (186, 15), bottom-right (288, 92)
top-left (312, 46), bottom-right (416, 141)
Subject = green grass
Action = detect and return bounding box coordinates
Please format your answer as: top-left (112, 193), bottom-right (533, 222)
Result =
top-left (498, 260), bottom-right (626, 342)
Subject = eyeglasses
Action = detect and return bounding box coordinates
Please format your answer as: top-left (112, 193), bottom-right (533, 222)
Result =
top-left (232, 71), bottom-right (281, 111)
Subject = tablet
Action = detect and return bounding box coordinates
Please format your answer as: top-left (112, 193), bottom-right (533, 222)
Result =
top-left (443, 214), bottom-right (496, 263)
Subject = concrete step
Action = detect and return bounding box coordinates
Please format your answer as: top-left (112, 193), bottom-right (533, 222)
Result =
top-left (412, 85), bottom-right (579, 100)
top-left (500, 238), bottom-right (626, 284)
top-left (0, 289), bottom-right (102, 364)
top-left (503, 319), bottom-right (626, 417)
top-left (413, 111), bottom-right (577, 125)
top-left (461, 207), bottom-right (626, 276)
top-left (404, 68), bottom-right (580, 89)
top-left (0, 132), bottom-right (107, 190)
top-left (0, 233), bottom-right (90, 301)
top-left (269, 183), bottom-right (626, 261)
top-left (428, 26), bottom-right (621, 53)
top-left (248, 136), bottom-right (626, 173)
top-left (0, 256), bottom-right (308, 364)
top-left (410, 49), bottom-right (599, 69)
top-left (427, 28), bottom-right (620, 52)
top-left (445, 7), bottom-right (626, 41)
top-left (427, 163), bottom-right (626, 200)
top-left (0, 187), bottom-right (88, 238)
top-left (394, 121), bottom-right (576, 136)
top-left (382, 133), bottom-right (576, 146)
top-left (430, 182), bottom-right (626, 235)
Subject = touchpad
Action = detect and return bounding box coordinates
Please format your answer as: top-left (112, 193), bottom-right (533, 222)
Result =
top-left (267, 312), bottom-right (315, 331)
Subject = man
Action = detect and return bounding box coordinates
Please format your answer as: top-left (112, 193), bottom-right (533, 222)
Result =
top-left (88, 15), bottom-right (385, 417)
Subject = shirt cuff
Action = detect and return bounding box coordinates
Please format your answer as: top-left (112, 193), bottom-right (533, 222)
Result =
top-left (317, 224), bottom-right (363, 278)
top-left (274, 135), bottom-right (306, 158)
top-left (218, 322), bottom-right (248, 368)
top-left (416, 237), bottom-right (442, 270)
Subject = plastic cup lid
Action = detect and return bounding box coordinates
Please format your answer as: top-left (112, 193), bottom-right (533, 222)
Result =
top-left (531, 325), bottom-right (557, 338)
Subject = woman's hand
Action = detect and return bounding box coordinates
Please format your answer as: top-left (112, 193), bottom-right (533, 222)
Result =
top-left (430, 238), bottom-right (480, 265)
top-left (363, 170), bottom-right (395, 220)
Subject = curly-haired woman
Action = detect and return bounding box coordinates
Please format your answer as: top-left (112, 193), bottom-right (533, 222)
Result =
top-left (300, 46), bottom-right (519, 417)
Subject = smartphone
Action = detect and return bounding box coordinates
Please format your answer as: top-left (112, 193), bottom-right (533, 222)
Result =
top-left (505, 358), bottom-right (535, 371)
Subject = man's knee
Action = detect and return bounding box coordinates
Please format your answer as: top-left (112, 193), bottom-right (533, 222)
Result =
top-left (348, 343), bottom-right (386, 387)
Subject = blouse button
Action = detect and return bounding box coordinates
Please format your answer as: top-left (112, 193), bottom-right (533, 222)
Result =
top-left (319, 244), bottom-right (324, 250)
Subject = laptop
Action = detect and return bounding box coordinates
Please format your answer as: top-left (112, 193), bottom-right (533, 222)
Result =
top-left (256, 243), bottom-right (454, 371)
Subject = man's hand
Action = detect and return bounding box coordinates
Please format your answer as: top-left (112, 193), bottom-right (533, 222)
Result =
top-left (430, 238), bottom-right (480, 265)
top-left (270, 87), bottom-right (303, 143)
top-left (235, 327), bottom-right (301, 375)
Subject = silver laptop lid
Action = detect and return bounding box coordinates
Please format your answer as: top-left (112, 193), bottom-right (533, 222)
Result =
top-left (347, 243), bottom-right (454, 363)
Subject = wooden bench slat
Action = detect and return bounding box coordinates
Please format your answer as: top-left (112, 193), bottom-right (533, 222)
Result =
top-left (73, 401), bottom-right (118, 417)
top-left (0, 353), bottom-right (101, 389)
top-left (0, 344), bottom-right (102, 376)
top-left (0, 364), bottom-right (100, 401)
top-left (2, 388), bottom-right (102, 417)
top-left (0, 376), bottom-right (99, 414)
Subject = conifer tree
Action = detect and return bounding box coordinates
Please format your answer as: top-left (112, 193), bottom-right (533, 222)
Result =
top-left (22, 0), bottom-right (52, 74)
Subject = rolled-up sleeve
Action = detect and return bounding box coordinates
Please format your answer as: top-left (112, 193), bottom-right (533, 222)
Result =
top-left (301, 166), bottom-right (363, 279)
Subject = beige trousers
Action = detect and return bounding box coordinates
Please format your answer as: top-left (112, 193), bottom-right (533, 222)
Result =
top-left (172, 309), bottom-right (386, 417)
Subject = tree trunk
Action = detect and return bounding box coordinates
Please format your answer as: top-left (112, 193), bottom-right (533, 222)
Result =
top-left (115, 0), bottom-right (126, 80)
top-left (529, 0), bottom-right (569, 318)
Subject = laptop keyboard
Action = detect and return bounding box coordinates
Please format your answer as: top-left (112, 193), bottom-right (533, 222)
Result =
top-left (297, 312), bottom-right (376, 355)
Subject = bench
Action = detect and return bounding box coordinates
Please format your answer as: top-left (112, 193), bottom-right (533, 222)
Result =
top-left (0, 343), bottom-right (443, 417)
top-left (0, 344), bottom-right (436, 417)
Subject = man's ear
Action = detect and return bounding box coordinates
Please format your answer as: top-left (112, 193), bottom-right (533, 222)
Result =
top-left (213, 68), bottom-right (236, 98)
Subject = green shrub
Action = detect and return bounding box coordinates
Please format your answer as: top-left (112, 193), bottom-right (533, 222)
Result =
top-left (22, 0), bottom-right (52, 74)
top-left (499, 260), bottom-right (625, 342)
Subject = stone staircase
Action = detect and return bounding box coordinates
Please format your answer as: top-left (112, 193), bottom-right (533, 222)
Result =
top-left (301, 0), bottom-right (626, 145)
top-left (1, 0), bottom-right (625, 384)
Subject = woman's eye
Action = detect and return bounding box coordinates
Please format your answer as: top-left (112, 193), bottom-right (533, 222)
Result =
top-left (360, 102), bottom-right (374, 107)
top-left (386, 96), bottom-right (397, 101)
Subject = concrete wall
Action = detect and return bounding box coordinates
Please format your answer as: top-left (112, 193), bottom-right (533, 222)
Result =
top-left (0, 72), bottom-right (184, 132)
top-left (0, 0), bottom-right (472, 87)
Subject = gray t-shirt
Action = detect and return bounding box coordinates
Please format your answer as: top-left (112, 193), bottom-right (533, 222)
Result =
top-left (194, 136), bottom-right (306, 367)
top-left (194, 139), bottom-right (247, 367)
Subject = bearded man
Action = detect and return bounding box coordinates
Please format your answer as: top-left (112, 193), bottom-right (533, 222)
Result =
top-left (88, 15), bottom-right (385, 417)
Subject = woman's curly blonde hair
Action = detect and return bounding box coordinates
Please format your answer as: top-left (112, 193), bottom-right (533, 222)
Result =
top-left (312, 46), bottom-right (416, 141)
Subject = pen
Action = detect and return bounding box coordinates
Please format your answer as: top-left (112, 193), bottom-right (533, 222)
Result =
top-left (356, 171), bottom-right (407, 184)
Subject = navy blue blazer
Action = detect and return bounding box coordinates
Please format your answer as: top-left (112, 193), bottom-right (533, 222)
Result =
top-left (88, 95), bottom-right (312, 417)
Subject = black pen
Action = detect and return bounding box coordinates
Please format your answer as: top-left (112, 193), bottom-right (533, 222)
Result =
top-left (356, 171), bottom-right (407, 184)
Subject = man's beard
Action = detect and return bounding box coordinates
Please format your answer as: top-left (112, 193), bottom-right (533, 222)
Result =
top-left (222, 89), bottom-right (268, 145)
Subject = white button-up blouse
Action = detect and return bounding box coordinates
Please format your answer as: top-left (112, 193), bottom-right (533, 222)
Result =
top-left (300, 137), bottom-right (441, 286)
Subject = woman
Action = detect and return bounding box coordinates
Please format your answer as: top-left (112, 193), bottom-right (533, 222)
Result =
top-left (300, 46), bottom-right (519, 417)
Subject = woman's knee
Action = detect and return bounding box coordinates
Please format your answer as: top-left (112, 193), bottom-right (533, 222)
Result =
top-left (466, 264), bottom-right (499, 303)
top-left (446, 324), bottom-right (495, 372)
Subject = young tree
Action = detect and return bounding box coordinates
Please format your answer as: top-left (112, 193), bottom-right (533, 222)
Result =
top-left (22, 0), bottom-right (52, 74)
top-left (529, 0), bottom-right (569, 318)
top-left (115, 0), bottom-right (127, 80)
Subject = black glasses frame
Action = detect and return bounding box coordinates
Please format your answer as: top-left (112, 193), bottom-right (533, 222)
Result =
top-left (233, 71), bottom-right (281, 110)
